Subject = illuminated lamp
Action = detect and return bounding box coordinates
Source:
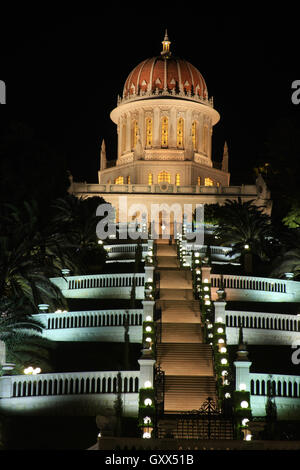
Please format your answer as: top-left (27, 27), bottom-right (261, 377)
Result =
top-left (240, 401), bottom-right (249, 408)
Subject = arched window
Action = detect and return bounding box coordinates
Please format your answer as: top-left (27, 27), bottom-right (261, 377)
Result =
top-left (205, 177), bottom-right (213, 186)
top-left (122, 123), bottom-right (126, 153)
top-left (161, 116), bottom-right (168, 147)
top-left (115, 176), bottom-right (124, 185)
top-left (158, 171), bottom-right (171, 184)
top-left (197, 176), bottom-right (201, 186)
top-left (175, 173), bottom-right (180, 186)
top-left (177, 117), bottom-right (184, 148)
top-left (146, 117), bottom-right (152, 147)
top-left (192, 121), bottom-right (197, 150)
top-left (148, 173), bottom-right (153, 185)
top-left (131, 120), bottom-right (138, 150)
top-left (127, 176), bottom-right (131, 184)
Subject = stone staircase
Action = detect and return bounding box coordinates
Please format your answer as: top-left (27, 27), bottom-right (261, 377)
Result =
top-left (155, 239), bottom-right (217, 414)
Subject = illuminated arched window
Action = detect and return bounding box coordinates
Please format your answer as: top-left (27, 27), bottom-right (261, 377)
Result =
top-left (127, 176), bottom-right (131, 184)
top-left (177, 118), bottom-right (184, 148)
top-left (158, 171), bottom-right (171, 183)
top-left (132, 120), bottom-right (138, 150)
top-left (192, 121), bottom-right (197, 150)
top-left (203, 125), bottom-right (208, 154)
top-left (146, 117), bottom-right (153, 147)
top-left (197, 176), bottom-right (201, 186)
top-left (175, 173), bottom-right (180, 186)
top-left (148, 173), bottom-right (153, 185)
top-left (115, 176), bottom-right (124, 185)
top-left (122, 123), bottom-right (126, 153)
top-left (205, 177), bottom-right (213, 186)
top-left (161, 116), bottom-right (168, 148)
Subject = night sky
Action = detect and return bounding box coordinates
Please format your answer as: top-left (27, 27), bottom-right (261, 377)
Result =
top-left (0, 14), bottom-right (299, 186)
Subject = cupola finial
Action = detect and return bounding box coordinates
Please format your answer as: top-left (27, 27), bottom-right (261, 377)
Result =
top-left (161, 29), bottom-right (171, 58)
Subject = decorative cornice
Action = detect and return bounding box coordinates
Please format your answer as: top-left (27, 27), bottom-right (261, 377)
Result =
top-left (117, 88), bottom-right (214, 108)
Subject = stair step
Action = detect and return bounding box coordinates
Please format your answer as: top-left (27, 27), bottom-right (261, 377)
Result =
top-left (164, 376), bottom-right (217, 412)
top-left (157, 343), bottom-right (214, 376)
top-left (159, 289), bottom-right (194, 300)
top-left (161, 323), bottom-right (203, 343)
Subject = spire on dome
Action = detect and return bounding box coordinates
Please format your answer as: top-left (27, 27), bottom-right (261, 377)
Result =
top-left (100, 139), bottom-right (107, 171)
top-left (161, 29), bottom-right (171, 58)
top-left (222, 141), bottom-right (229, 172)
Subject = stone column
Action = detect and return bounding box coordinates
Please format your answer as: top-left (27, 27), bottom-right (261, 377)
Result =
top-left (201, 265), bottom-right (212, 284)
top-left (144, 266), bottom-right (155, 284)
top-left (153, 107), bottom-right (160, 148)
top-left (138, 351), bottom-right (156, 389)
top-left (214, 301), bottom-right (227, 324)
top-left (142, 300), bottom-right (155, 322)
top-left (169, 106), bottom-right (176, 148)
top-left (0, 376), bottom-right (12, 398)
top-left (126, 112), bottom-right (131, 153)
top-left (234, 360), bottom-right (252, 392)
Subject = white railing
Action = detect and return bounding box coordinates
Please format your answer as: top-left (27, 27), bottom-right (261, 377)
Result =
top-left (226, 311), bottom-right (300, 332)
top-left (186, 244), bottom-right (238, 260)
top-left (211, 274), bottom-right (288, 293)
top-left (35, 309), bottom-right (143, 330)
top-left (11, 371), bottom-right (140, 398)
top-left (71, 182), bottom-right (258, 196)
top-left (250, 373), bottom-right (300, 398)
top-left (105, 244), bottom-right (148, 253)
top-left (51, 273), bottom-right (145, 291)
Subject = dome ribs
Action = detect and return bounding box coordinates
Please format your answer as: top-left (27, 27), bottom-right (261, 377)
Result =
top-left (122, 56), bottom-right (209, 102)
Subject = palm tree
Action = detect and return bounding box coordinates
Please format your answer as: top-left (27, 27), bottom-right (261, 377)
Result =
top-left (0, 201), bottom-right (68, 311)
top-left (50, 195), bottom-right (108, 273)
top-left (0, 297), bottom-right (46, 374)
top-left (270, 228), bottom-right (300, 280)
top-left (213, 198), bottom-right (273, 274)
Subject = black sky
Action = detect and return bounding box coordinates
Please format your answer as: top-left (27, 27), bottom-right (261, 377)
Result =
top-left (0, 13), bottom-right (299, 186)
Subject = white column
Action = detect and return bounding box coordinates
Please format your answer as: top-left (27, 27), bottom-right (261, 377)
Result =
top-left (145, 266), bottom-right (154, 284)
top-left (138, 357), bottom-right (156, 389)
top-left (142, 300), bottom-right (155, 322)
top-left (214, 301), bottom-right (227, 324)
top-left (0, 376), bottom-right (12, 398)
top-left (234, 360), bottom-right (252, 392)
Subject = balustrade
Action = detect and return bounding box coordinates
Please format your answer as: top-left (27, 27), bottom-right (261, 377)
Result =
top-left (11, 371), bottom-right (139, 398)
top-left (250, 373), bottom-right (300, 398)
top-left (211, 275), bottom-right (287, 293)
top-left (39, 310), bottom-right (143, 330)
top-left (225, 311), bottom-right (300, 332)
